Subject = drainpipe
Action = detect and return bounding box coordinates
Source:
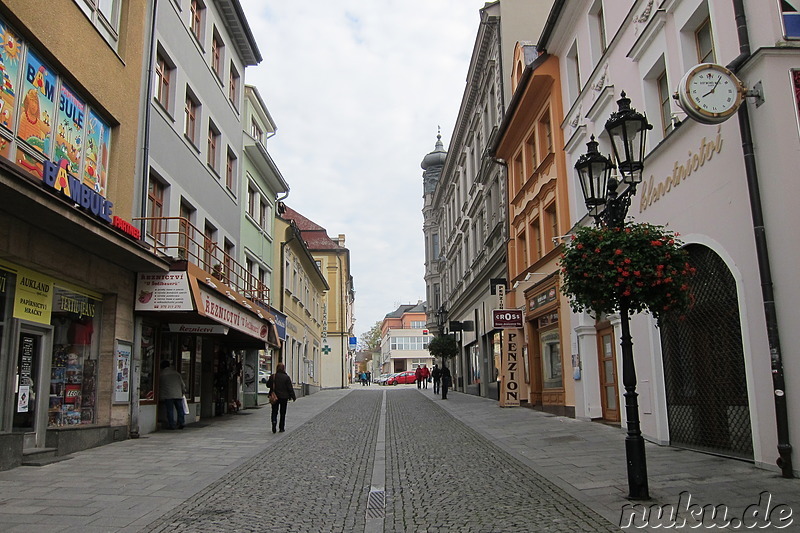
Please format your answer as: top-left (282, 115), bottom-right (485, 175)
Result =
top-left (131, 0), bottom-right (159, 440)
top-left (727, 0), bottom-right (793, 478)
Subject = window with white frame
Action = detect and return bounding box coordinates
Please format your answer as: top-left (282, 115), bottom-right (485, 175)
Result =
top-left (695, 17), bottom-right (715, 63)
top-left (390, 336), bottom-right (430, 350)
top-left (657, 70), bottom-right (674, 137)
top-left (567, 41), bottom-right (581, 104)
top-left (589, 0), bottom-right (607, 63)
top-left (74, 0), bottom-right (120, 47)
top-left (783, 1), bottom-right (800, 38)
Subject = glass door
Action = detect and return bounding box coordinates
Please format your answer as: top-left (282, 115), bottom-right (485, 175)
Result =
top-left (12, 323), bottom-right (52, 448)
top-left (597, 328), bottom-right (620, 423)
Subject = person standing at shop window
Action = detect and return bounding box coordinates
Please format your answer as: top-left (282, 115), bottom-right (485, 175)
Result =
top-left (440, 364), bottom-right (452, 400)
top-left (159, 360), bottom-right (186, 430)
top-left (267, 363), bottom-right (296, 433)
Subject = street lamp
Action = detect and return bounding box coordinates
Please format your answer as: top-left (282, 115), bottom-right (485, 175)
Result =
top-left (574, 91), bottom-right (652, 500)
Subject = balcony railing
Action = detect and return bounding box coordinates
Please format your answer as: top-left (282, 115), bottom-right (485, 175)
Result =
top-left (134, 216), bottom-right (269, 308)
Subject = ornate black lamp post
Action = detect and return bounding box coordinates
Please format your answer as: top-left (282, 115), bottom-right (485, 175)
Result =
top-left (574, 92), bottom-right (653, 500)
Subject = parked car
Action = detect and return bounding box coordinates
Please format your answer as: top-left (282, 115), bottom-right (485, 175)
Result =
top-left (376, 373), bottom-right (395, 385)
top-left (259, 370), bottom-right (270, 384)
top-left (387, 370), bottom-right (417, 385)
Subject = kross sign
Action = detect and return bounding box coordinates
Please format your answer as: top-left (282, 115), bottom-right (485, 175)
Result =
top-left (492, 309), bottom-right (523, 329)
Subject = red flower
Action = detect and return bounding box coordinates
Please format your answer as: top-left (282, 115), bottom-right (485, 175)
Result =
top-left (576, 244), bottom-right (584, 249)
top-left (651, 240), bottom-right (663, 246)
top-left (615, 249), bottom-right (623, 255)
top-left (624, 258), bottom-right (631, 264)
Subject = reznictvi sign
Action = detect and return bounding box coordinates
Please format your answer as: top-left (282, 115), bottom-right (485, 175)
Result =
top-left (199, 289), bottom-right (269, 341)
top-left (500, 328), bottom-right (523, 407)
top-left (638, 126), bottom-right (724, 213)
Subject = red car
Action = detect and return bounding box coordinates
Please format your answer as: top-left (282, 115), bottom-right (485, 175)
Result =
top-left (387, 370), bottom-right (417, 385)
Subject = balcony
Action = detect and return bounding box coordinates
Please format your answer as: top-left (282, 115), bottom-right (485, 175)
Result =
top-left (134, 216), bottom-right (269, 308)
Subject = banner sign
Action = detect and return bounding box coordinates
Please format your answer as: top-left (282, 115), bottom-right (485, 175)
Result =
top-left (500, 328), bottom-right (523, 407)
top-left (135, 272), bottom-right (193, 311)
top-left (198, 289), bottom-right (269, 341)
top-left (13, 266), bottom-right (53, 324)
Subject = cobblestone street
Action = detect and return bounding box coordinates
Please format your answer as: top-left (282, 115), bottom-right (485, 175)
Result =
top-left (144, 389), bottom-right (616, 532)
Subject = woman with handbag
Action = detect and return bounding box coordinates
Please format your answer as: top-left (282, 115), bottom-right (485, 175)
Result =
top-left (266, 363), bottom-right (296, 433)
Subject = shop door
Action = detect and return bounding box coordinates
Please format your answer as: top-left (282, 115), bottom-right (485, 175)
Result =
top-left (597, 328), bottom-right (620, 423)
top-left (12, 323), bottom-right (52, 449)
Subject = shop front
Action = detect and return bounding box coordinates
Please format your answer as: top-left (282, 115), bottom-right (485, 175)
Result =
top-left (524, 280), bottom-right (573, 417)
top-left (133, 264), bottom-right (280, 434)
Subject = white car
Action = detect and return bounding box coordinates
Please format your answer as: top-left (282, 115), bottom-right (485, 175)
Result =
top-left (259, 370), bottom-right (270, 384)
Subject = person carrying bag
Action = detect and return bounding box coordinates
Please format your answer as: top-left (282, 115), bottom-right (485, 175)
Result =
top-left (266, 363), bottom-right (296, 433)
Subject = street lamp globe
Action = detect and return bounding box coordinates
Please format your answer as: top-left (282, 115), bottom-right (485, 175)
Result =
top-left (605, 91), bottom-right (652, 185)
top-left (574, 135), bottom-right (614, 219)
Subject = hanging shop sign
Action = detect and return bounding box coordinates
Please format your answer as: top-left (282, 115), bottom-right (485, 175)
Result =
top-left (198, 289), bottom-right (269, 341)
top-left (135, 272), bottom-right (193, 311)
top-left (500, 328), bottom-right (523, 407)
top-left (492, 309), bottom-right (523, 329)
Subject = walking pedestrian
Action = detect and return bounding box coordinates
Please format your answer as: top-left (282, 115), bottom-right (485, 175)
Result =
top-left (266, 363), bottom-right (296, 433)
top-left (441, 364), bottom-right (452, 400)
top-left (420, 364), bottom-right (430, 389)
top-left (159, 360), bottom-right (186, 430)
top-left (366, 371), bottom-right (372, 386)
top-left (431, 364), bottom-right (441, 394)
top-left (361, 371), bottom-right (368, 386)
top-left (415, 365), bottom-right (423, 389)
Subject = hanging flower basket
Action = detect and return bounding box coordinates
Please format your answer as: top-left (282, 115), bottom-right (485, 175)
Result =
top-left (559, 223), bottom-right (696, 325)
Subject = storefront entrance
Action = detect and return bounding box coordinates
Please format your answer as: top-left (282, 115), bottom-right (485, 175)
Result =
top-left (11, 322), bottom-right (52, 449)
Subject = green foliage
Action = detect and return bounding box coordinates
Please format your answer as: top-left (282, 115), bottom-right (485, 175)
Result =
top-left (359, 320), bottom-right (383, 352)
top-left (428, 334), bottom-right (458, 360)
top-left (559, 223), bottom-right (696, 325)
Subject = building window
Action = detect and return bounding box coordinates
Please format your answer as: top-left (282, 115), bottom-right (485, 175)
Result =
top-left (516, 230), bottom-right (527, 273)
top-left (783, 1), bottom-right (800, 38)
top-left (229, 63), bottom-right (240, 109)
top-left (207, 122), bottom-right (219, 170)
top-left (74, 0), bottom-right (120, 46)
top-left (203, 223), bottom-right (217, 272)
top-left (539, 112), bottom-right (553, 156)
top-left (179, 201), bottom-right (195, 260)
top-left (541, 328), bottom-right (563, 389)
top-left (147, 177), bottom-right (165, 241)
top-left (545, 203), bottom-right (557, 252)
top-left (155, 52), bottom-right (173, 111)
top-left (185, 93), bottom-right (199, 145)
top-left (532, 217), bottom-right (542, 260)
top-left (259, 199), bottom-right (269, 229)
top-left (247, 183), bottom-right (258, 219)
top-left (695, 17), bottom-right (715, 63)
top-left (657, 71), bottom-right (673, 136)
top-left (190, 0), bottom-right (205, 42)
top-left (589, 0), bottom-right (607, 61)
top-left (567, 41), bottom-right (581, 102)
top-left (211, 29), bottom-right (223, 77)
top-left (226, 149), bottom-right (237, 191)
top-left (251, 118), bottom-right (263, 143)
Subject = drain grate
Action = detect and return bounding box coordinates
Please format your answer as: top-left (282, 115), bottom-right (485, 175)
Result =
top-left (366, 490), bottom-right (385, 519)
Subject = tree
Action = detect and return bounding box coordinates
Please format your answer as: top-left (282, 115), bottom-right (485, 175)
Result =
top-left (358, 320), bottom-right (382, 352)
top-left (428, 334), bottom-right (458, 361)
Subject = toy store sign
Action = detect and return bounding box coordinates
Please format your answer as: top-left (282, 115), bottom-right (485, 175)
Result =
top-left (199, 289), bottom-right (269, 341)
top-left (135, 272), bottom-right (193, 311)
top-left (13, 266), bottom-right (53, 324)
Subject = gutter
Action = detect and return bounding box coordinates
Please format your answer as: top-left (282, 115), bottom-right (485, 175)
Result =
top-left (728, 0), bottom-right (793, 478)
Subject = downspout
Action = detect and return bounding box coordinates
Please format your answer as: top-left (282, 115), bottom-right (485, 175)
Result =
top-left (131, 0), bottom-right (158, 440)
top-left (726, 0), bottom-right (793, 478)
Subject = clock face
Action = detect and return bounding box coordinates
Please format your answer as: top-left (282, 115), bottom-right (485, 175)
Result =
top-left (678, 63), bottom-right (743, 124)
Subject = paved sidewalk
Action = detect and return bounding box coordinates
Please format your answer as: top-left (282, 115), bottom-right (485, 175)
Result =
top-left (0, 386), bottom-right (797, 531)
top-left (429, 388), bottom-right (800, 530)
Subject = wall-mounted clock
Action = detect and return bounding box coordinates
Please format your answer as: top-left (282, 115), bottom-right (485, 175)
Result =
top-left (677, 63), bottom-right (745, 124)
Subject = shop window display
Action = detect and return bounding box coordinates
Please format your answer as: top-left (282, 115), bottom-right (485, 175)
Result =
top-left (48, 287), bottom-right (100, 427)
top-left (139, 324), bottom-right (157, 401)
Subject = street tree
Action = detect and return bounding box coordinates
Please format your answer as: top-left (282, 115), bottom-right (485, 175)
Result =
top-left (428, 334), bottom-right (458, 362)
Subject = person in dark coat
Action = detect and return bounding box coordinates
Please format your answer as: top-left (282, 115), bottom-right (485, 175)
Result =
top-left (159, 360), bottom-right (186, 430)
top-left (415, 365), bottom-right (423, 388)
top-left (431, 364), bottom-right (442, 395)
top-left (441, 364), bottom-right (452, 400)
top-left (266, 363), bottom-right (296, 433)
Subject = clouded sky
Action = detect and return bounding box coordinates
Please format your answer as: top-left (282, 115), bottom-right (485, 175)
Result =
top-left (240, 1), bottom-right (489, 339)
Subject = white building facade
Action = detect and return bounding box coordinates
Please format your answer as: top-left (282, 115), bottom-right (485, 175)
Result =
top-left (542, 0), bottom-right (800, 474)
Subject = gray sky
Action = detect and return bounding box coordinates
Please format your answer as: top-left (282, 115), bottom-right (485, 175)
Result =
top-left (240, 0), bottom-right (488, 339)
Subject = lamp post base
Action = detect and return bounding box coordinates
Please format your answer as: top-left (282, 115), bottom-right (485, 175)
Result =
top-left (625, 434), bottom-right (650, 500)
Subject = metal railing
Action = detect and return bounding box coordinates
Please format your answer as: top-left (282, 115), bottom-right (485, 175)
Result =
top-left (134, 216), bottom-right (269, 307)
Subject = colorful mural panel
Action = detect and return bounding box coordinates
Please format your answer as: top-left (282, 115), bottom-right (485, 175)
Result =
top-left (55, 84), bottom-right (85, 175)
top-left (0, 19), bottom-right (22, 132)
top-left (83, 110), bottom-right (109, 195)
top-left (18, 50), bottom-right (56, 156)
